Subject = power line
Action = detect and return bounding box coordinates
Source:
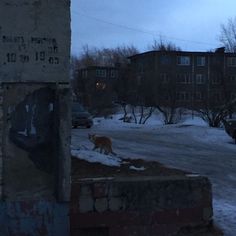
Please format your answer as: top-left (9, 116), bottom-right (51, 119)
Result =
top-left (72, 10), bottom-right (159, 37)
top-left (71, 10), bottom-right (219, 48)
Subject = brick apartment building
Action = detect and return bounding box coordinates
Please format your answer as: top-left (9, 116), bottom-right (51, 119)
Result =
top-left (128, 48), bottom-right (236, 110)
top-left (76, 66), bottom-right (119, 110)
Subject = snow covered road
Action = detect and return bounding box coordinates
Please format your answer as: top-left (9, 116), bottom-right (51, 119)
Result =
top-left (72, 117), bottom-right (236, 236)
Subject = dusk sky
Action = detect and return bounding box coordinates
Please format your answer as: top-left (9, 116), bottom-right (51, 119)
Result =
top-left (71, 0), bottom-right (236, 56)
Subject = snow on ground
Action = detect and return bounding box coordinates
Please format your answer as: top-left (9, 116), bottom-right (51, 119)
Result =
top-left (129, 165), bottom-right (146, 171)
top-left (214, 198), bottom-right (236, 236)
top-left (72, 111), bottom-right (236, 236)
top-left (71, 148), bottom-right (122, 167)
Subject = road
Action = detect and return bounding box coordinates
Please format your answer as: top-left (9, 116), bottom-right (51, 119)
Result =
top-left (72, 123), bottom-right (236, 236)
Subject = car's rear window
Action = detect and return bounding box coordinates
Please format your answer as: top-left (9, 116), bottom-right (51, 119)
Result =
top-left (72, 103), bottom-right (84, 112)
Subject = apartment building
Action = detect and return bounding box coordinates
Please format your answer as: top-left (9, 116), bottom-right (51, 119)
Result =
top-left (128, 48), bottom-right (236, 109)
top-left (77, 66), bottom-right (119, 110)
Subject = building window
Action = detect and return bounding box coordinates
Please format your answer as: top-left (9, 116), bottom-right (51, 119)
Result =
top-left (96, 69), bottom-right (107, 77)
top-left (82, 70), bottom-right (87, 78)
top-left (227, 57), bottom-right (236, 67)
top-left (177, 74), bottom-right (192, 84)
top-left (177, 56), bottom-right (190, 65)
top-left (229, 75), bottom-right (236, 82)
top-left (196, 74), bottom-right (205, 84)
top-left (137, 75), bottom-right (143, 85)
top-left (196, 56), bottom-right (205, 66)
top-left (212, 76), bottom-right (221, 84)
top-left (160, 55), bottom-right (171, 65)
top-left (195, 92), bottom-right (202, 101)
top-left (160, 73), bottom-right (169, 83)
top-left (176, 92), bottom-right (191, 101)
top-left (110, 70), bottom-right (116, 78)
top-left (138, 63), bottom-right (144, 73)
top-left (212, 57), bottom-right (221, 65)
top-left (96, 82), bottom-right (106, 90)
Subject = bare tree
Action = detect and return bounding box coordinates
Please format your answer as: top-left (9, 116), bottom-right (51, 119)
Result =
top-left (147, 38), bottom-right (183, 124)
top-left (71, 45), bottom-right (139, 115)
top-left (75, 45), bottom-right (139, 68)
top-left (219, 17), bottom-right (236, 52)
top-left (129, 105), bottom-right (155, 124)
top-left (148, 37), bottom-right (181, 51)
top-left (196, 99), bottom-right (236, 127)
top-left (155, 88), bottom-right (182, 125)
top-left (120, 71), bottom-right (157, 124)
top-left (194, 72), bottom-right (236, 127)
top-left (79, 45), bottom-right (104, 67)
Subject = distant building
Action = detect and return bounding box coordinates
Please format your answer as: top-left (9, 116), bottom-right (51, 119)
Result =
top-left (76, 66), bottom-right (119, 110)
top-left (128, 49), bottom-right (236, 109)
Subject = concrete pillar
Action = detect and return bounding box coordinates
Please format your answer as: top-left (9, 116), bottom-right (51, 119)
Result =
top-left (0, 0), bottom-right (71, 201)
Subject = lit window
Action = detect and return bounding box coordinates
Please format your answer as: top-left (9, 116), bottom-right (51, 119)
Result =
top-left (227, 57), bottom-right (236, 67)
top-left (96, 82), bottom-right (106, 90)
top-left (196, 74), bottom-right (205, 84)
top-left (196, 56), bottom-right (205, 66)
top-left (177, 56), bottom-right (190, 65)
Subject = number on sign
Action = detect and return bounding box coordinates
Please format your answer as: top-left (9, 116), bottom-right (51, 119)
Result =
top-left (7, 53), bottom-right (16, 63)
top-left (49, 57), bottom-right (59, 64)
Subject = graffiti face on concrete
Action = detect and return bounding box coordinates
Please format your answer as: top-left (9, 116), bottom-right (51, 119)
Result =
top-left (3, 85), bottom-right (57, 200)
top-left (9, 87), bottom-right (55, 174)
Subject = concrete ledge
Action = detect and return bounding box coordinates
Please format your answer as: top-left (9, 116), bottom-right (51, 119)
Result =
top-left (70, 175), bottom-right (213, 236)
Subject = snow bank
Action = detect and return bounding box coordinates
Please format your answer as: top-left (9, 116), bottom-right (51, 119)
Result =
top-left (181, 116), bottom-right (208, 127)
top-left (71, 147), bottom-right (122, 167)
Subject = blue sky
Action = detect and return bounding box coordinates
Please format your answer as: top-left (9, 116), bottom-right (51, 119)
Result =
top-left (71, 0), bottom-right (236, 56)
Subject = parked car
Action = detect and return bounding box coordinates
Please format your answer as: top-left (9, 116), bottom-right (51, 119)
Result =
top-left (72, 103), bottom-right (93, 128)
top-left (222, 119), bottom-right (236, 144)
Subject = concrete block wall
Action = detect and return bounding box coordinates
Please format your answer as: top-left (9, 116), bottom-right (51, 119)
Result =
top-left (70, 176), bottom-right (213, 236)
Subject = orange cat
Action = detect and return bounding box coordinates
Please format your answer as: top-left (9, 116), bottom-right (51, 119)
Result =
top-left (88, 134), bottom-right (116, 155)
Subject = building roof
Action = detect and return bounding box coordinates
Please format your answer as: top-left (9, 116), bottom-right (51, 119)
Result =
top-left (128, 49), bottom-right (236, 59)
